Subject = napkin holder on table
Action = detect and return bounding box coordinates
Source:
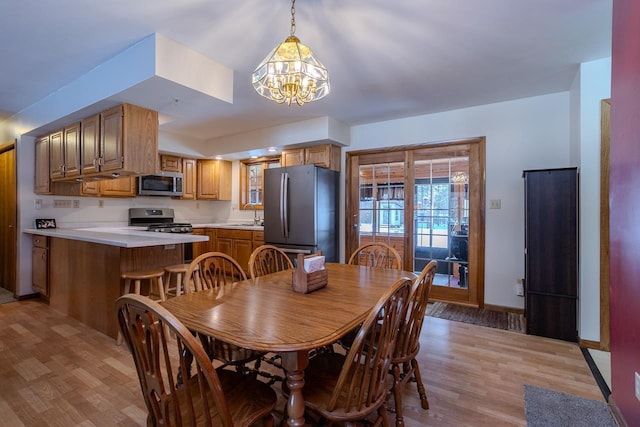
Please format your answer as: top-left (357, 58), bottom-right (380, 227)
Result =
top-left (292, 253), bottom-right (328, 294)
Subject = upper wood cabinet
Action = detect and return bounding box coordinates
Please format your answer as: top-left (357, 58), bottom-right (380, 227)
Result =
top-left (281, 144), bottom-right (341, 171)
top-left (81, 176), bottom-right (137, 197)
top-left (98, 103), bottom-right (157, 177)
top-left (160, 154), bottom-right (182, 172)
top-left (197, 159), bottom-right (232, 200)
top-left (80, 114), bottom-right (100, 175)
top-left (181, 158), bottom-right (197, 200)
top-left (34, 135), bottom-right (51, 195)
top-left (34, 103), bottom-right (158, 194)
top-left (50, 123), bottom-right (81, 181)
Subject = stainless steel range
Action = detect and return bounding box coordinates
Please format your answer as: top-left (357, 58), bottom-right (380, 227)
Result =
top-left (128, 208), bottom-right (193, 233)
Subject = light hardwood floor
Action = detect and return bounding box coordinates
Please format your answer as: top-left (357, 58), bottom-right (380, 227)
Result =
top-left (0, 300), bottom-right (603, 426)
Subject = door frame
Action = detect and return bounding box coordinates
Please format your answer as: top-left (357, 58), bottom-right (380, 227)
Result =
top-left (346, 137), bottom-right (486, 307)
top-left (0, 140), bottom-right (17, 294)
top-left (600, 99), bottom-right (611, 351)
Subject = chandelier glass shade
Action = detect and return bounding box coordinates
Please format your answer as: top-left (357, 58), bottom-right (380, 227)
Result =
top-left (252, 1), bottom-right (329, 106)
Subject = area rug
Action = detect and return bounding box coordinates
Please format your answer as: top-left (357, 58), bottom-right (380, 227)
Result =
top-left (524, 385), bottom-right (616, 427)
top-left (426, 301), bottom-right (525, 333)
top-left (0, 287), bottom-right (17, 305)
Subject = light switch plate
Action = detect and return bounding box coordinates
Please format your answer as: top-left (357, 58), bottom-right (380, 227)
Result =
top-left (489, 199), bottom-right (501, 209)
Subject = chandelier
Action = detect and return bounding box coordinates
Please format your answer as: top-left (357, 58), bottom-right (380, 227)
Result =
top-left (251, 0), bottom-right (330, 106)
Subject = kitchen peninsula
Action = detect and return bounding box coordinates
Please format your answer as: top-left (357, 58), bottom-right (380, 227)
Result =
top-left (23, 227), bottom-right (208, 338)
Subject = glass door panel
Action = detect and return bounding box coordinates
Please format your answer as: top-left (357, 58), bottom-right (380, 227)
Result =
top-left (413, 157), bottom-right (469, 289)
top-left (357, 162), bottom-right (405, 261)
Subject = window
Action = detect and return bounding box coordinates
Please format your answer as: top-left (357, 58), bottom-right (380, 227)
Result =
top-left (239, 156), bottom-right (280, 209)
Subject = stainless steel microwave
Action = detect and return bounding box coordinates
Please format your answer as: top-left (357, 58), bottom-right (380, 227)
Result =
top-left (138, 172), bottom-right (183, 196)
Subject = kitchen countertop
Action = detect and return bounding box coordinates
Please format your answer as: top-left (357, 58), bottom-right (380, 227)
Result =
top-left (23, 227), bottom-right (209, 248)
top-left (192, 222), bottom-right (264, 231)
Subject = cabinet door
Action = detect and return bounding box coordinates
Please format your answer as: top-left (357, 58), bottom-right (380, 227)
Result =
top-left (233, 238), bottom-right (253, 274)
top-left (216, 237), bottom-right (233, 258)
top-left (281, 148), bottom-right (305, 167)
top-left (197, 160), bottom-right (231, 200)
top-left (197, 160), bottom-right (219, 200)
top-left (34, 135), bottom-right (51, 194)
top-left (305, 145), bottom-right (332, 169)
top-left (192, 229), bottom-right (208, 259)
top-left (63, 122), bottom-right (81, 178)
top-left (181, 158), bottom-right (197, 200)
top-left (50, 130), bottom-right (64, 180)
top-left (100, 105), bottom-right (124, 172)
top-left (32, 246), bottom-right (48, 296)
top-left (100, 177), bottom-right (136, 197)
top-left (81, 114), bottom-right (100, 175)
top-left (161, 155), bottom-right (182, 172)
top-left (81, 180), bottom-right (100, 196)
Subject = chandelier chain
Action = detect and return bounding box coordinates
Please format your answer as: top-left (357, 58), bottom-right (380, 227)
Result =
top-left (290, 0), bottom-right (296, 36)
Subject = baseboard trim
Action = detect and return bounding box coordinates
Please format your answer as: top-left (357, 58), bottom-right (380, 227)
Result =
top-left (16, 293), bottom-right (42, 301)
top-left (484, 304), bottom-right (524, 315)
top-left (608, 396), bottom-right (628, 427)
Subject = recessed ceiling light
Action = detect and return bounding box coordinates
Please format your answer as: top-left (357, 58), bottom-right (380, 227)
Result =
top-left (250, 155), bottom-right (258, 159)
top-left (215, 156), bottom-right (222, 160)
top-left (268, 147), bottom-right (278, 152)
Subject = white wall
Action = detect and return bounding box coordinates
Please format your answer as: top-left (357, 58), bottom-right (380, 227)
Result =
top-left (575, 57), bottom-right (611, 342)
top-left (345, 92), bottom-right (572, 309)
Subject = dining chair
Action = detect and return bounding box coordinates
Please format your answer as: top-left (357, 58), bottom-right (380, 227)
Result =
top-left (248, 244), bottom-right (294, 280)
top-left (390, 260), bottom-right (437, 427)
top-left (286, 277), bottom-right (412, 426)
top-left (184, 252), bottom-right (264, 373)
top-left (348, 242), bottom-right (403, 270)
top-left (115, 294), bottom-right (277, 427)
top-left (185, 251), bottom-right (247, 292)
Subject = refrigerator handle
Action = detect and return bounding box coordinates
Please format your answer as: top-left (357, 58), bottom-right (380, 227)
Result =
top-left (281, 172), bottom-right (289, 238)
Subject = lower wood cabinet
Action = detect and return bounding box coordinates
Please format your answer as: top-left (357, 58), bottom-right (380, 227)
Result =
top-left (31, 235), bottom-right (49, 298)
top-left (216, 229), bottom-right (253, 274)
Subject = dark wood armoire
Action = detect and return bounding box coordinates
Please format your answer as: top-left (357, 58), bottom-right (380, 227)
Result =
top-left (523, 167), bottom-right (578, 342)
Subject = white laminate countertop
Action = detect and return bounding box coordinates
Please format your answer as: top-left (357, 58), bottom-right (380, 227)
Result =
top-left (23, 227), bottom-right (209, 248)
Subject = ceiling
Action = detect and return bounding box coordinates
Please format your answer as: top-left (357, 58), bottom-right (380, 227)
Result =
top-left (1, 0), bottom-right (612, 154)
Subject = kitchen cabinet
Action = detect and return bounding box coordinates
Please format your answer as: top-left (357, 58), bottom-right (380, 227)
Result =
top-left (215, 228), bottom-right (254, 274)
top-left (197, 159), bottom-right (232, 200)
top-left (81, 176), bottom-right (136, 197)
top-left (97, 103), bottom-right (158, 177)
top-left (31, 235), bottom-right (49, 298)
top-left (35, 103), bottom-right (158, 190)
top-left (191, 228), bottom-right (209, 259)
top-left (281, 144), bottom-right (341, 171)
top-left (80, 114), bottom-right (100, 175)
top-left (253, 231), bottom-right (264, 249)
top-left (160, 154), bottom-right (182, 172)
top-left (181, 158), bottom-right (197, 200)
top-left (50, 123), bottom-right (81, 181)
top-left (523, 168), bottom-right (578, 342)
top-left (34, 135), bottom-right (51, 194)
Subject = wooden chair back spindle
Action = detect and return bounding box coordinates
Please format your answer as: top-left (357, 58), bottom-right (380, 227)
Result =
top-left (348, 242), bottom-right (403, 271)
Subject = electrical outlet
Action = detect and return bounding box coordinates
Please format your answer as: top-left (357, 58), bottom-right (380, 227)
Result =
top-left (98, 200), bottom-right (104, 208)
top-left (515, 283), bottom-right (524, 296)
top-left (35, 199), bottom-right (42, 210)
top-left (53, 199), bottom-right (72, 208)
top-left (73, 199), bottom-right (79, 208)
top-left (635, 372), bottom-right (640, 402)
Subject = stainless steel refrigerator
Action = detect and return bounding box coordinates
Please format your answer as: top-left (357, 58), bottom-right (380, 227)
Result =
top-left (264, 164), bottom-right (339, 262)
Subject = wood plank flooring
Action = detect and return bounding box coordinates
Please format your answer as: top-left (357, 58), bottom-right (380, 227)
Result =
top-left (0, 300), bottom-right (603, 426)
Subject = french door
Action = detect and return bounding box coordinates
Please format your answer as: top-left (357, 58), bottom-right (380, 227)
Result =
top-left (346, 138), bottom-right (485, 306)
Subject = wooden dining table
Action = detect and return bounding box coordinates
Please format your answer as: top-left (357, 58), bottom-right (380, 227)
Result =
top-left (161, 262), bottom-right (415, 427)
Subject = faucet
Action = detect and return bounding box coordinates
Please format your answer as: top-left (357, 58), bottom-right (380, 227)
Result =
top-left (243, 203), bottom-right (260, 226)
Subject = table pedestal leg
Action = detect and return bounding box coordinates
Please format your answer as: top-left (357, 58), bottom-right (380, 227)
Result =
top-left (281, 351), bottom-right (309, 427)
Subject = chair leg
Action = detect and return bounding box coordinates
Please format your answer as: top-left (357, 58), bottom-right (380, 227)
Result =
top-left (391, 363), bottom-right (405, 427)
top-left (411, 358), bottom-right (429, 410)
top-left (116, 279), bottom-right (132, 346)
